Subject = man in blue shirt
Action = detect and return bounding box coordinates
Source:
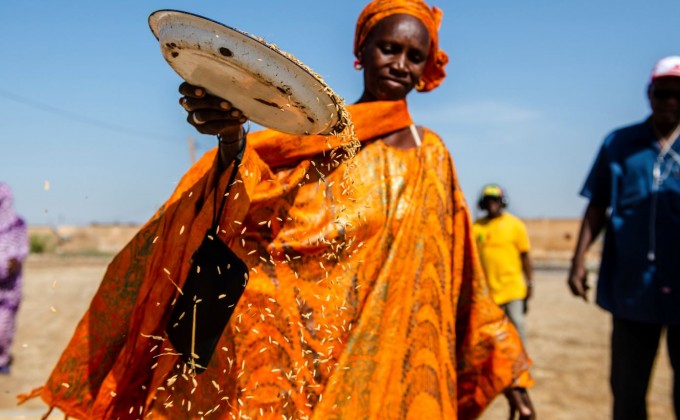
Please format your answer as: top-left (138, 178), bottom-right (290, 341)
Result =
top-left (569, 56), bottom-right (680, 420)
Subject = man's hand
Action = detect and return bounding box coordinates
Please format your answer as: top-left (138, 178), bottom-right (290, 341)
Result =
top-left (567, 260), bottom-right (590, 302)
top-left (504, 387), bottom-right (535, 420)
top-left (568, 202), bottom-right (606, 302)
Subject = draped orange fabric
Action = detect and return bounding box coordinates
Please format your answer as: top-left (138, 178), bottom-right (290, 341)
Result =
top-left (354, 0), bottom-right (449, 92)
top-left (21, 100), bottom-right (530, 419)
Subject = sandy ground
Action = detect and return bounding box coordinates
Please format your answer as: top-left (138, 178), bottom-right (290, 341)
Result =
top-left (0, 256), bottom-right (673, 419)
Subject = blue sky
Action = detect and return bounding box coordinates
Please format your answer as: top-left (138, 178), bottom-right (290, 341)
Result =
top-left (1, 0), bottom-right (678, 226)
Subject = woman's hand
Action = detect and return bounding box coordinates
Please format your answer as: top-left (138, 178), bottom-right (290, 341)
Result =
top-left (7, 258), bottom-right (20, 277)
top-left (504, 387), bottom-right (536, 419)
top-left (179, 82), bottom-right (247, 167)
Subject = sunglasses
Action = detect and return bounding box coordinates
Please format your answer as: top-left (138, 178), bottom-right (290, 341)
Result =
top-left (652, 89), bottom-right (680, 102)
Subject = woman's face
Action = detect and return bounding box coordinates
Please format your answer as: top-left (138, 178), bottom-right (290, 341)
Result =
top-left (358, 14), bottom-right (430, 102)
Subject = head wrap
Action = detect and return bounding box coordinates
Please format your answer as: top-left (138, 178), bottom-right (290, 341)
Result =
top-left (354, 0), bottom-right (449, 92)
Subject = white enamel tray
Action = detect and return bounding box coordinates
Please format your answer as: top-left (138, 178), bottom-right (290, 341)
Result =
top-left (149, 10), bottom-right (343, 135)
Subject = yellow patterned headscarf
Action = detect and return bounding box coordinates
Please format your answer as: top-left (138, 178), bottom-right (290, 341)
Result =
top-left (354, 0), bottom-right (449, 92)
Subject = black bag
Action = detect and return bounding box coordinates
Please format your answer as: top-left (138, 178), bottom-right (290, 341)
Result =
top-left (166, 230), bottom-right (248, 373)
top-left (166, 142), bottom-right (247, 373)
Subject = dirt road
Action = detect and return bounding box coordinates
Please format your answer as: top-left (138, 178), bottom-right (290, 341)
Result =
top-left (0, 256), bottom-right (673, 419)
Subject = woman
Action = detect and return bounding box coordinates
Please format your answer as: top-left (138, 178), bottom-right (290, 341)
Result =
top-left (25, 1), bottom-right (534, 418)
top-left (0, 182), bottom-right (28, 375)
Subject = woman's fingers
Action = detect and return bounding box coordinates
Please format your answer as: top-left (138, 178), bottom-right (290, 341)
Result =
top-left (187, 116), bottom-right (242, 136)
top-left (506, 388), bottom-right (534, 420)
top-left (188, 109), bottom-right (246, 125)
top-left (180, 96), bottom-right (234, 113)
top-left (178, 83), bottom-right (236, 113)
top-left (178, 83), bottom-right (248, 135)
top-left (179, 82), bottom-right (206, 98)
top-left (178, 87), bottom-right (246, 122)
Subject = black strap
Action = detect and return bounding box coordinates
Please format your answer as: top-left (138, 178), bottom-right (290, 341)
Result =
top-left (212, 140), bottom-right (245, 233)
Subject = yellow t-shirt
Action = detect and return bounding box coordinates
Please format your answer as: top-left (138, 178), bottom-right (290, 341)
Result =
top-left (473, 213), bottom-right (530, 305)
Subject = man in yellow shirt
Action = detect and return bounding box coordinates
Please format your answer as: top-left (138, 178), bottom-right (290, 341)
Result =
top-left (473, 184), bottom-right (533, 343)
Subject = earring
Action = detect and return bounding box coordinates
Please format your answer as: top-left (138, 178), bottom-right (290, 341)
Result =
top-left (415, 79), bottom-right (426, 91)
top-left (354, 59), bottom-right (363, 70)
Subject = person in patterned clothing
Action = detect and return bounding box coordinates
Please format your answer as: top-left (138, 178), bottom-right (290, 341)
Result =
top-left (0, 182), bottom-right (28, 374)
top-left (24, 1), bottom-right (535, 418)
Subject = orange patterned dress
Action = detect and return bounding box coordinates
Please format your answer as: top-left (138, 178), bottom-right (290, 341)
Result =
top-left (22, 100), bottom-right (530, 419)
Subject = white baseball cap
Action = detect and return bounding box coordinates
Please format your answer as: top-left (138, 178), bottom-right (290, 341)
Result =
top-left (651, 56), bottom-right (680, 81)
